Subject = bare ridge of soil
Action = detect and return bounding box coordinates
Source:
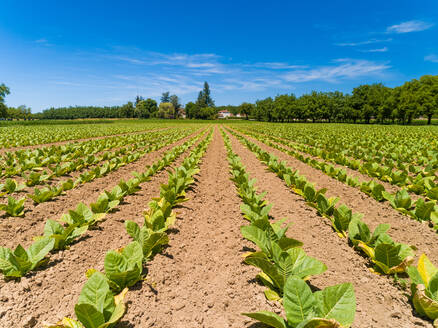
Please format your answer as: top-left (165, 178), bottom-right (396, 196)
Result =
top-left (121, 127), bottom-right (276, 328)
top-left (226, 129), bottom-right (432, 328)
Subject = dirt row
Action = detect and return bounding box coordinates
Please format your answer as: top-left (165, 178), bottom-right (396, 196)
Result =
top-left (121, 126), bottom-right (277, 328)
top-left (231, 129), bottom-right (438, 266)
top-left (0, 128), bottom-right (203, 249)
top-left (0, 129), bottom-right (208, 327)
top-left (225, 129), bottom-right (432, 328)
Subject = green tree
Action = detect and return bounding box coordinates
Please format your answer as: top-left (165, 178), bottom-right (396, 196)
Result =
top-left (0, 103), bottom-right (7, 118)
top-left (419, 75), bottom-right (438, 124)
top-left (169, 95), bottom-right (181, 112)
top-left (238, 102), bottom-right (254, 120)
top-left (0, 83), bottom-right (10, 118)
top-left (0, 83), bottom-right (10, 103)
top-left (185, 102), bottom-right (198, 119)
top-left (161, 92), bottom-right (170, 103)
top-left (118, 102), bottom-right (135, 118)
top-left (134, 100), bottom-right (150, 118)
top-left (158, 102), bottom-right (175, 119)
top-left (196, 82), bottom-right (215, 108)
top-left (254, 97), bottom-right (274, 121)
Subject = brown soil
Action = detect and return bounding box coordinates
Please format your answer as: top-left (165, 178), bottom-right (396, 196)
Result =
top-left (0, 131), bottom-right (204, 328)
top-left (0, 124), bottom-right (434, 328)
top-left (120, 126), bottom-right (276, 328)
top-left (0, 129), bottom-right (201, 249)
top-left (233, 130), bottom-right (438, 266)
top-left (225, 129), bottom-right (432, 328)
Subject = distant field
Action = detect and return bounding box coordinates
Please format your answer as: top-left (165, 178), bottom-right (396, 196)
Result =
top-left (1, 120), bottom-right (438, 327)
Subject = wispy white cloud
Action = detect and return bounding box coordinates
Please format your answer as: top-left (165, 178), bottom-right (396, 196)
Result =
top-left (425, 54), bottom-right (438, 63)
top-left (387, 20), bottom-right (434, 33)
top-left (360, 47), bottom-right (388, 53)
top-left (283, 59), bottom-right (390, 83)
top-left (34, 38), bottom-right (52, 46)
top-left (244, 62), bottom-right (308, 70)
top-left (62, 49), bottom-right (391, 97)
top-left (335, 38), bottom-right (392, 47)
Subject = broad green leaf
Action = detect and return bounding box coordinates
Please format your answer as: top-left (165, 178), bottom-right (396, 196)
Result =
top-left (242, 311), bottom-right (287, 328)
top-left (75, 304), bottom-right (105, 328)
top-left (418, 254), bottom-right (438, 287)
top-left (314, 283), bottom-right (356, 327)
top-left (77, 272), bottom-right (114, 321)
top-left (27, 238), bottom-right (55, 269)
top-left (296, 318), bottom-right (343, 328)
top-left (283, 277), bottom-right (315, 326)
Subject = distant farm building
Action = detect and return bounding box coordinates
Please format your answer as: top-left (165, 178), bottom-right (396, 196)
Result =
top-left (218, 110), bottom-right (233, 118)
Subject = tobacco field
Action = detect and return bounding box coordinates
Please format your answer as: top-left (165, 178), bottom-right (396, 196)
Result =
top-left (1, 120), bottom-right (438, 328)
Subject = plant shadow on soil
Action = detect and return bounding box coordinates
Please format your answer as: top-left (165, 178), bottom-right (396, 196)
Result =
top-left (116, 321), bottom-right (135, 328)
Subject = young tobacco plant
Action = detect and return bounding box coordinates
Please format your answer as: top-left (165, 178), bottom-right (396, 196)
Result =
top-left (0, 196), bottom-right (26, 217)
top-left (0, 238), bottom-right (55, 278)
top-left (348, 218), bottom-right (415, 275)
top-left (243, 277), bottom-right (356, 328)
top-left (407, 254), bottom-right (438, 325)
top-left (46, 272), bottom-right (127, 328)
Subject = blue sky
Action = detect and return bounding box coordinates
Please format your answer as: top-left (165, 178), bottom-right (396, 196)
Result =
top-left (0, 1), bottom-right (437, 112)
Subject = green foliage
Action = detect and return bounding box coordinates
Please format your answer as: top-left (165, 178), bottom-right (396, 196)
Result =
top-left (28, 186), bottom-right (62, 204)
top-left (90, 194), bottom-right (119, 214)
top-left (0, 178), bottom-right (25, 194)
top-left (40, 219), bottom-right (88, 250)
top-left (125, 220), bottom-right (169, 260)
top-left (0, 196), bottom-right (26, 216)
top-left (348, 218), bottom-right (414, 274)
top-left (407, 254), bottom-right (438, 325)
top-left (243, 277), bottom-right (356, 328)
top-left (103, 241), bottom-right (143, 292)
top-left (70, 272), bottom-right (127, 328)
top-left (60, 202), bottom-right (106, 228)
top-left (0, 238), bottom-right (54, 278)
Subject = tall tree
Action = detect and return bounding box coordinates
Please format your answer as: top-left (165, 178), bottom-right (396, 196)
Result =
top-left (169, 95), bottom-right (181, 112)
top-left (196, 82), bottom-right (215, 108)
top-left (158, 102), bottom-right (175, 119)
top-left (419, 75), bottom-right (438, 124)
top-left (0, 83), bottom-right (10, 118)
top-left (161, 92), bottom-right (170, 103)
top-left (238, 102), bottom-right (254, 120)
top-left (0, 83), bottom-right (10, 103)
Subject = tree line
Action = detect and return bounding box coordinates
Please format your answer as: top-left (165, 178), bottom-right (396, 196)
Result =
top-left (1, 75), bottom-right (437, 124)
top-left (244, 75), bottom-right (438, 124)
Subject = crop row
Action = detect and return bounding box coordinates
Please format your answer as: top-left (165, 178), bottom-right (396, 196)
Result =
top-left (239, 125), bottom-right (438, 196)
top-left (0, 129), bottom-right (208, 279)
top-left (232, 127), bottom-right (438, 232)
top-left (0, 126), bottom-right (172, 179)
top-left (247, 123), bottom-right (438, 170)
top-left (0, 128), bottom-right (199, 216)
top-left (225, 127), bottom-right (438, 325)
top-left (221, 128), bottom-right (357, 327)
top-left (44, 128), bottom-right (213, 327)
top-left (0, 121), bottom-right (175, 148)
